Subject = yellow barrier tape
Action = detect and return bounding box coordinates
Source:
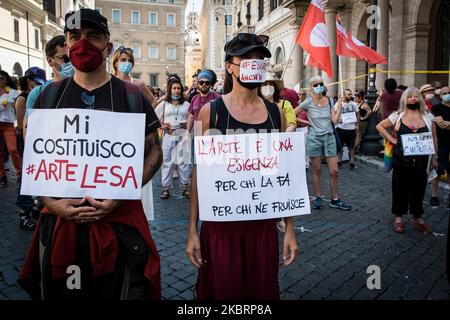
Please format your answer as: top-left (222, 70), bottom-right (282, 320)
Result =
top-left (300, 73), bottom-right (369, 91)
top-left (369, 68), bottom-right (450, 74)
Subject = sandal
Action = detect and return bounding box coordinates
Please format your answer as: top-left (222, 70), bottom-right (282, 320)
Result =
top-left (182, 189), bottom-right (190, 199)
top-left (394, 221), bottom-right (404, 234)
top-left (412, 220), bottom-right (433, 234)
top-left (160, 190), bottom-right (170, 199)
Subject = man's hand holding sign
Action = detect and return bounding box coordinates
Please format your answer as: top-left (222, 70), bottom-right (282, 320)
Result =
top-left (22, 109), bottom-right (149, 222)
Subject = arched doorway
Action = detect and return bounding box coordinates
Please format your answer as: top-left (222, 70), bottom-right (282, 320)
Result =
top-left (428, 0), bottom-right (449, 85)
top-left (273, 47), bottom-right (284, 79)
top-left (13, 63), bottom-right (23, 78)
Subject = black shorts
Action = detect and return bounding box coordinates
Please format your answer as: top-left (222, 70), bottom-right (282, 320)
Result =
top-left (336, 128), bottom-right (356, 149)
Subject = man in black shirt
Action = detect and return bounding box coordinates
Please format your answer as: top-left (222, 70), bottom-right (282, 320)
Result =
top-left (19, 8), bottom-right (163, 300)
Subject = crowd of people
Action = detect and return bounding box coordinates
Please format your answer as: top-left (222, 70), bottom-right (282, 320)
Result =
top-left (0, 8), bottom-right (448, 300)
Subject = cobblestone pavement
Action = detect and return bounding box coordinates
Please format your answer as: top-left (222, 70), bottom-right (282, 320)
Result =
top-left (1, 157), bottom-right (449, 300)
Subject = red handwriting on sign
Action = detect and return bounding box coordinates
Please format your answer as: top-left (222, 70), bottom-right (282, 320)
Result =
top-left (197, 137), bottom-right (242, 156)
top-left (226, 156), bottom-right (279, 173)
top-left (272, 138), bottom-right (294, 152)
top-left (250, 60), bottom-right (266, 71)
top-left (240, 74), bottom-right (263, 82)
top-left (34, 159), bottom-right (138, 189)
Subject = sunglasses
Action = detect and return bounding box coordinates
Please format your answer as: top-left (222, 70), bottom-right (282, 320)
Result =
top-left (236, 33), bottom-right (269, 47)
top-left (312, 82), bottom-right (324, 87)
top-left (117, 46), bottom-right (133, 54)
top-left (198, 81), bottom-right (211, 86)
top-left (53, 55), bottom-right (70, 63)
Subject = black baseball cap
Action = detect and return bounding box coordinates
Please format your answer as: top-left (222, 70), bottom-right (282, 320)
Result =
top-left (64, 8), bottom-right (110, 35)
top-left (224, 33), bottom-right (271, 61)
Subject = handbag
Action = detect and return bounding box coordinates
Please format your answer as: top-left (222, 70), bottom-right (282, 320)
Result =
top-left (383, 137), bottom-right (394, 172)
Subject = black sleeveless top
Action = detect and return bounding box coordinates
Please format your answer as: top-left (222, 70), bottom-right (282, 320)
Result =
top-left (214, 97), bottom-right (281, 134)
top-left (392, 121), bottom-right (429, 168)
top-left (358, 102), bottom-right (367, 119)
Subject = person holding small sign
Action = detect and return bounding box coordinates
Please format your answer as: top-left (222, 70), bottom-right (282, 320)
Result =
top-left (376, 87), bottom-right (437, 234)
top-left (186, 33), bottom-right (299, 300)
top-left (19, 9), bottom-right (163, 300)
top-left (334, 89), bottom-right (360, 169)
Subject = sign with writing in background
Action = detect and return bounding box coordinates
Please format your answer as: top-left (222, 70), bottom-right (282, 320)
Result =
top-left (21, 109), bottom-right (145, 199)
top-left (401, 132), bottom-right (435, 156)
top-left (195, 132), bottom-right (311, 222)
top-left (239, 59), bottom-right (267, 83)
top-left (341, 111), bottom-right (357, 124)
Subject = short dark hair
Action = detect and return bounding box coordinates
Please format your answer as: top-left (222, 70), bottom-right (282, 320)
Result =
top-left (384, 78), bottom-right (398, 94)
top-left (45, 35), bottom-right (65, 58)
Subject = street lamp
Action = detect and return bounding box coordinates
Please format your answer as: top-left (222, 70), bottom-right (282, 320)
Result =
top-left (360, 0), bottom-right (383, 155)
top-left (214, 7), bottom-right (228, 45)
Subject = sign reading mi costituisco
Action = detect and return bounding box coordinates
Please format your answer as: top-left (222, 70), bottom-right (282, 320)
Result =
top-left (21, 109), bottom-right (145, 200)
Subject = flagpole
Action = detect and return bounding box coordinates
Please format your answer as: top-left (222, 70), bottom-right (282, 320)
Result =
top-left (281, 42), bottom-right (297, 80)
top-left (338, 55), bottom-right (344, 97)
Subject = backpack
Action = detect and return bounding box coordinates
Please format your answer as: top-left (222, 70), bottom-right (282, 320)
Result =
top-left (38, 77), bottom-right (143, 113)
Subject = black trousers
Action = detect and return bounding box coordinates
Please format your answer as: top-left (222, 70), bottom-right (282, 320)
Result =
top-left (391, 164), bottom-right (427, 218)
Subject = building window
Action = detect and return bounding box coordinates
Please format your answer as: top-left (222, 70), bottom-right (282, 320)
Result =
top-left (150, 73), bottom-right (158, 87)
top-left (112, 9), bottom-right (121, 23)
top-left (14, 19), bottom-right (19, 42)
top-left (168, 0), bottom-right (174, 4)
top-left (34, 29), bottom-right (39, 49)
top-left (167, 13), bottom-right (175, 27)
top-left (167, 47), bottom-right (176, 60)
top-left (226, 35), bottom-right (231, 43)
top-left (149, 0), bottom-right (156, 2)
top-left (132, 44), bottom-right (141, 58)
top-left (237, 11), bottom-right (241, 28)
top-left (270, 0), bottom-right (280, 11)
top-left (132, 11), bottom-right (140, 24)
top-left (275, 47), bottom-right (284, 64)
top-left (246, 2), bottom-right (251, 25)
top-left (149, 46), bottom-right (158, 59)
top-left (131, 72), bottom-right (141, 79)
top-left (258, 0), bottom-right (264, 21)
top-left (149, 12), bottom-right (158, 25)
top-left (225, 15), bottom-right (232, 26)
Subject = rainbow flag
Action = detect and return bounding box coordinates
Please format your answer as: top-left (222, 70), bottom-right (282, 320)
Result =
top-left (383, 139), bottom-right (394, 172)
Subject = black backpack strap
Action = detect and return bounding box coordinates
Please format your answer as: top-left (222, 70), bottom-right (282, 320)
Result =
top-left (210, 99), bottom-right (218, 129)
top-left (38, 79), bottom-right (67, 109)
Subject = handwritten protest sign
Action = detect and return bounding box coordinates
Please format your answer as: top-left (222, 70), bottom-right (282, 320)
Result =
top-left (21, 109), bottom-right (145, 199)
top-left (401, 132), bottom-right (435, 156)
top-left (195, 132), bottom-right (310, 222)
top-left (239, 59), bottom-right (267, 83)
top-left (341, 112), bottom-right (357, 124)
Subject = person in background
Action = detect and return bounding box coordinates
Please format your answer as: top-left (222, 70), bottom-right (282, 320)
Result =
top-left (376, 87), bottom-right (437, 234)
top-left (295, 77), bottom-right (351, 210)
top-left (432, 81), bottom-right (442, 106)
top-left (155, 78), bottom-right (191, 199)
top-left (0, 70), bottom-right (20, 188)
top-left (186, 74), bottom-right (199, 103)
top-left (111, 46), bottom-right (157, 107)
top-left (354, 90), bottom-right (372, 139)
top-left (397, 85), bottom-right (407, 91)
top-left (374, 78), bottom-right (402, 120)
top-left (430, 86), bottom-right (450, 209)
top-left (259, 80), bottom-right (296, 132)
top-left (24, 35), bottom-right (73, 138)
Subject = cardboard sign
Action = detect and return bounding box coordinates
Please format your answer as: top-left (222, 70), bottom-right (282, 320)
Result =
top-left (401, 132), bottom-right (435, 156)
top-left (239, 59), bottom-right (267, 83)
top-left (341, 112), bottom-right (357, 124)
top-left (21, 109), bottom-right (145, 199)
top-left (195, 132), bottom-right (311, 222)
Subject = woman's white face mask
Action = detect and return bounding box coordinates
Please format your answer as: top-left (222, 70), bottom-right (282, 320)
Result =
top-left (261, 85), bottom-right (275, 98)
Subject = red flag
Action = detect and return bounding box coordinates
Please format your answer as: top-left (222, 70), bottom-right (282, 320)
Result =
top-left (296, 0), bottom-right (332, 77)
top-left (336, 17), bottom-right (387, 65)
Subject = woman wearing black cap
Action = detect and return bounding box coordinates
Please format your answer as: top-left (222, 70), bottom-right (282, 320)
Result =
top-left (186, 33), bottom-right (298, 300)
